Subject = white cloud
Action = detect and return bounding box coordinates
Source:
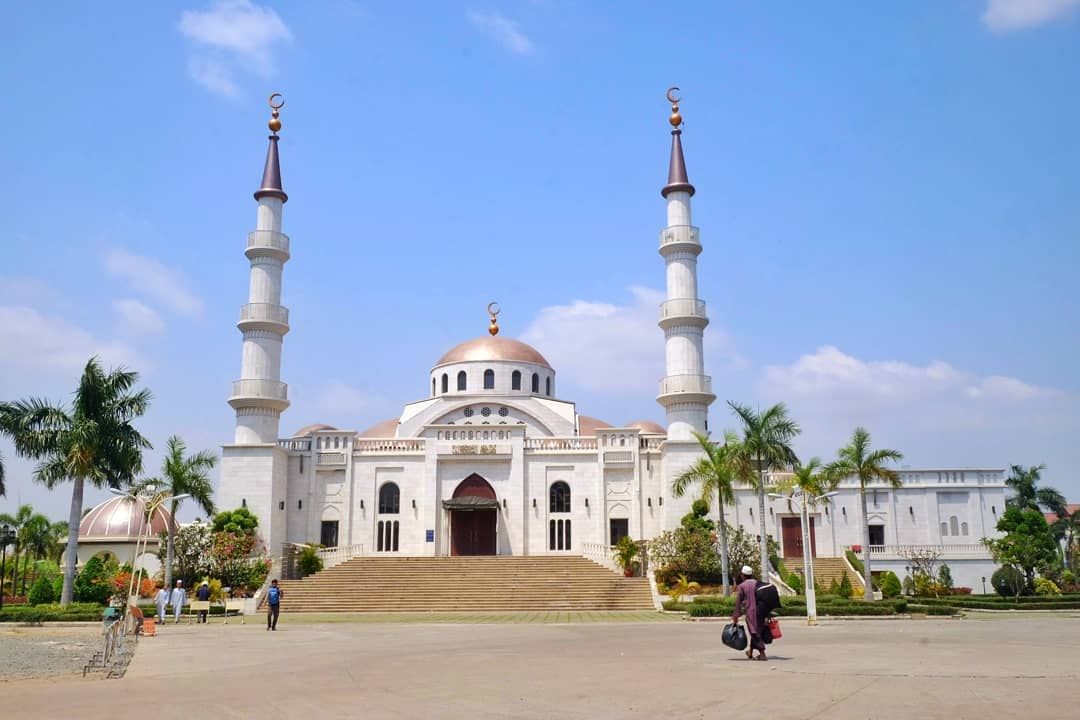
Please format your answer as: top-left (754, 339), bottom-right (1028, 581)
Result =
top-left (982, 0), bottom-right (1080, 31)
top-left (113, 298), bottom-right (165, 336)
top-left (105, 249), bottom-right (203, 316)
top-left (521, 286), bottom-right (743, 394)
top-left (755, 345), bottom-right (1071, 471)
top-left (179, 0), bottom-right (292, 96)
top-left (467, 10), bottom-right (534, 55)
top-left (0, 305), bottom-right (146, 373)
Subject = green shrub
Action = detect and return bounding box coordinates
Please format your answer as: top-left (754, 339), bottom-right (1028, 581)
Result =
top-left (879, 571), bottom-right (902, 599)
top-left (786, 573), bottom-right (803, 595)
top-left (73, 556), bottom-right (114, 605)
top-left (992, 566), bottom-right (1027, 598)
top-left (0, 602), bottom-right (105, 623)
top-left (838, 574), bottom-right (853, 599)
top-left (938, 564), bottom-right (954, 590)
top-left (28, 576), bottom-right (56, 606)
top-left (908, 604), bottom-right (959, 615)
top-left (662, 600), bottom-right (690, 612)
top-left (892, 597), bottom-right (908, 613)
top-left (297, 546), bottom-right (324, 578)
top-left (687, 603), bottom-right (728, 617)
top-left (1033, 577), bottom-right (1062, 596)
top-left (846, 550), bottom-right (864, 575)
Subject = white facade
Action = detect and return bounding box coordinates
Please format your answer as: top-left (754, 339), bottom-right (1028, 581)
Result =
top-left (217, 100), bottom-right (1004, 593)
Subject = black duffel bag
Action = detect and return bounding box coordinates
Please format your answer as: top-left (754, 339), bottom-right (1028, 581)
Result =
top-left (721, 622), bottom-right (748, 651)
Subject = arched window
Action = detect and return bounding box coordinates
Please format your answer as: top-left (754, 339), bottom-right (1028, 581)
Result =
top-left (441, 373), bottom-right (448, 393)
top-left (949, 516), bottom-right (959, 536)
top-left (483, 369), bottom-right (495, 389)
top-left (377, 520), bottom-right (399, 552)
top-left (378, 483), bottom-right (400, 514)
top-left (531, 373), bottom-right (540, 393)
top-left (457, 370), bottom-right (467, 391)
top-left (511, 370), bottom-right (521, 390)
top-left (940, 521), bottom-right (949, 537)
top-left (550, 481), bottom-right (571, 513)
top-left (545, 376), bottom-right (552, 396)
top-left (432, 378), bottom-right (436, 396)
top-left (961, 521), bottom-right (969, 536)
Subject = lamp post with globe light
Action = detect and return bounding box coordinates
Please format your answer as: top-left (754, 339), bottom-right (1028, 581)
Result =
top-left (770, 489), bottom-right (838, 625)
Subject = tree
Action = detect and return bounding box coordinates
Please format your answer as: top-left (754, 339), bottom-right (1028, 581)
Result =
top-left (0, 505), bottom-right (36, 595)
top-left (0, 357), bottom-right (152, 605)
top-left (140, 435), bottom-right (217, 592)
top-left (776, 457), bottom-right (837, 590)
top-left (1005, 464), bottom-right (1065, 516)
top-left (160, 522), bottom-right (212, 589)
top-left (828, 427), bottom-right (903, 601)
top-left (728, 402), bottom-right (801, 584)
top-left (982, 507), bottom-right (1058, 598)
top-left (18, 511), bottom-right (54, 594)
top-left (671, 431), bottom-right (749, 596)
top-left (1051, 507), bottom-right (1080, 573)
top-left (0, 449), bottom-right (6, 496)
top-left (212, 507), bottom-right (259, 535)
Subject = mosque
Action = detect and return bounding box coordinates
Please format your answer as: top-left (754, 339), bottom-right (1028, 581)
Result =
top-left (216, 92), bottom-right (1005, 591)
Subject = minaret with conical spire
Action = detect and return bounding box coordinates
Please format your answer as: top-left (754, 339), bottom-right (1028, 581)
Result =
top-left (656, 88), bottom-right (715, 441)
top-left (228, 93), bottom-right (291, 443)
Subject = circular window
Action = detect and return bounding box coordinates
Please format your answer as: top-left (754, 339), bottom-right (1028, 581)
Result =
top-left (464, 407), bottom-right (474, 418)
top-left (498, 407), bottom-right (509, 417)
top-left (481, 407), bottom-right (492, 417)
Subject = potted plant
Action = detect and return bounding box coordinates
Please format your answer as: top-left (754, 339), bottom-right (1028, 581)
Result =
top-left (614, 536), bottom-right (639, 577)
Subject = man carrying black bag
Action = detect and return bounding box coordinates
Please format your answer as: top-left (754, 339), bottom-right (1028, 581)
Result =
top-left (731, 565), bottom-right (768, 661)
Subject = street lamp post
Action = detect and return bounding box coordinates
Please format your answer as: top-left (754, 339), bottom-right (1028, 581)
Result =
top-left (770, 490), bottom-right (837, 626)
top-left (0, 524), bottom-right (16, 611)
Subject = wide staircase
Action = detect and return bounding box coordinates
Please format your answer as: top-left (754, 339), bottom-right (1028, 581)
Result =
top-left (785, 556), bottom-right (865, 593)
top-left (276, 556), bottom-right (654, 613)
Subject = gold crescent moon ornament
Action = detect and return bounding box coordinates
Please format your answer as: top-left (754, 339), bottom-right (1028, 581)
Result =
top-left (666, 86), bottom-right (683, 128)
top-left (269, 93), bottom-right (285, 110)
top-left (267, 92), bottom-right (285, 133)
top-left (487, 302), bottom-right (501, 336)
top-left (666, 86), bottom-right (681, 104)
top-left (487, 302), bottom-right (501, 317)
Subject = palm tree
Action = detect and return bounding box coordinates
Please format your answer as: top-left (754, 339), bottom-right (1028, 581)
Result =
top-left (0, 357), bottom-right (151, 605)
top-left (0, 449), bottom-right (6, 496)
top-left (0, 504), bottom-right (35, 597)
top-left (18, 512), bottom-right (53, 594)
top-left (1005, 464), bottom-right (1066, 516)
top-left (1051, 507), bottom-right (1080, 573)
top-left (47, 521), bottom-right (69, 564)
top-left (671, 431), bottom-right (749, 596)
top-left (143, 435), bottom-right (217, 591)
top-left (776, 458), bottom-right (838, 581)
top-left (728, 401), bottom-right (801, 585)
top-left (828, 427), bottom-right (903, 601)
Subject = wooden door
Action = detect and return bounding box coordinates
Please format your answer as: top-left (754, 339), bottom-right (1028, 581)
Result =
top-left (451, 510), bottom-right (496, 556)
top-left (781, 516), bottom-right (803, 557)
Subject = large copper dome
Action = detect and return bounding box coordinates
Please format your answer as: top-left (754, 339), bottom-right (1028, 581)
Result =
top-left (435, 336), bottom-right (552, 370)
top-left (79, 496), bottom-right (175, 542)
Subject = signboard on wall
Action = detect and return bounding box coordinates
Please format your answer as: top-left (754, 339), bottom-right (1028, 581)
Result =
top-left (426, 529), bottom-right (435, 542)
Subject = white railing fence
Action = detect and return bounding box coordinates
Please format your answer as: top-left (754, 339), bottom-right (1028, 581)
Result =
top-left (316, 544), bottom-right (366, 569)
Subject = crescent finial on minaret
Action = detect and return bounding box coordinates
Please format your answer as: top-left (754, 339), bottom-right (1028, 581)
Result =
top-left (666, 86), bottom-right (682, 128)
top-left (488, 302), bottom-right (501, 336)
top-left (661, 86), bottom-right (694, 198)
top-left (255, 92), bottom-right (288, 203)
top-left (268, 92), bottom-right (284, 135)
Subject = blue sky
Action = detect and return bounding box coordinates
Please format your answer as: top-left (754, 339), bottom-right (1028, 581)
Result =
top-left (2, 1), bottom-right (1078, 522)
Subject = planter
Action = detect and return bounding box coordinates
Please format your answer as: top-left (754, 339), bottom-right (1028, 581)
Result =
top-left (624, 569), bottom-right (634, 578)
top-left (851, 545), bottom-right (862, 553)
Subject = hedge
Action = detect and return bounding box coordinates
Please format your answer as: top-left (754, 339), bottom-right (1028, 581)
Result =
top-left (0, 603), bottom-right (106, 623)
top-left (907, 604), bottom-right (960, 615)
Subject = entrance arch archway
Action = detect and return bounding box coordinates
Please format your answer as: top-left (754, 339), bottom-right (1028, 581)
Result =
top-left (446, 474), bottom-right (498, 556)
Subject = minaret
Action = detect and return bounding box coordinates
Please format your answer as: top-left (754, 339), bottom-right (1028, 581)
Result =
top-left (228, 93), bottom-right (291, 443)
top-left (656, 88), bottom-right (715, 441)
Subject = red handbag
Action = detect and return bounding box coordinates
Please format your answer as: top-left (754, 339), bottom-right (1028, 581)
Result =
top-left (767, 618), bottom-right (782, 639)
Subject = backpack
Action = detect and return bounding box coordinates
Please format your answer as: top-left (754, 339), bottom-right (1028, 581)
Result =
top-left (268, 586), bottom-right (281, 605)
top-left (755, 582), bottom-right (781, 615)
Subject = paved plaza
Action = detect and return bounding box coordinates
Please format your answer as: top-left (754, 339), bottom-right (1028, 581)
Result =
top-left (4, 613), bottom-right (1079, 719)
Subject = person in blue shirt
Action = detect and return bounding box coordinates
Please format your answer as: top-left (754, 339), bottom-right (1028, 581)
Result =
top-left (266, 579), bottom-right (282, 631)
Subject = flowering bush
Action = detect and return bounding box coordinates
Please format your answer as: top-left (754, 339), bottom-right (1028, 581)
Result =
top-left (210, 531), bottom-right (270, 591)
top-left (111, 571), bottom-right (156, 599)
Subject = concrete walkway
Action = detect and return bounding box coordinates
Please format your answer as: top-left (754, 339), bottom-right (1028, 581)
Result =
top-left (5, 614), bottom-right (1079, 719)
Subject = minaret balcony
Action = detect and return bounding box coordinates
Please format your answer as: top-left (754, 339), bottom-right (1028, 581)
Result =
top-left (659, 298), bottom-right (708, 329)
top-left (237, 303), bottom-right (290, 334)
top-left (657, 374), bottom-right (715, 405)
top-left (228, 379), bottom-right (290, 412)
top-left (658, 225), bottom-right (701, 254)
top-left (246, 230), bottom-right (291, 261)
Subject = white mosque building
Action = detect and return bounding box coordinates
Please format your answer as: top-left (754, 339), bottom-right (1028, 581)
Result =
top-left (217, 94), bottom-right (1004, 591)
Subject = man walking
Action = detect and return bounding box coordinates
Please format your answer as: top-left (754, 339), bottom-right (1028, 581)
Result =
top-left (731, 565), bottom-right (767, 661)
top-left (170, 580), bottom-right (186, 624)
top-left (154, 584), bottom-right (169, 625)
top-left (266, 579), bottom-right (282, 631)
top-left (196, 580), bottom-right (211, 623)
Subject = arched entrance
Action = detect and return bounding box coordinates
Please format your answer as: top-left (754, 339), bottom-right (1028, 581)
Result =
top-left (444, 474), bottom-right (498, 556)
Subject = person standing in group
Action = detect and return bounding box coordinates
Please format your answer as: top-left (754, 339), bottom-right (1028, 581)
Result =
top-left (170, 580), bottom-right (186, 624)
top-left (266, 579), bottom-right (282, 631)
top-left (154, 584), bottom-right (170, 625)
top-left (196, 580), bottom-right (211, 623)
top-left (731, 565), bottom-right (767, 661)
